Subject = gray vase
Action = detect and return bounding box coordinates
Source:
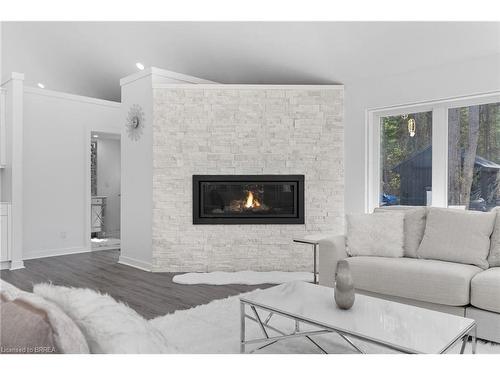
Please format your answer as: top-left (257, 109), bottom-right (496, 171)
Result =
top-left (334, 260), bottom-right (355, 309)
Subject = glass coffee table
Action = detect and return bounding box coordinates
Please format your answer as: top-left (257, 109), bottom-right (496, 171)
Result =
top-left (239, 281), bottom-right (477, 354)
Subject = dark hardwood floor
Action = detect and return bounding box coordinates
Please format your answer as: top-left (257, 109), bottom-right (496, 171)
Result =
top-left (0, 250), bottom-right (272, 319)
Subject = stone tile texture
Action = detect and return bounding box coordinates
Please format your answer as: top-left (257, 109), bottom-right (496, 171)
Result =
top-left (152, 87), bottom-right (344, 272)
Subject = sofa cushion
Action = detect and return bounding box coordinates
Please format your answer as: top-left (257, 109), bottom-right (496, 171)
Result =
top-left (488, 208), bottom-right (500, 267)
top-left (346, 256), bottom-right (483, 306)
top-left (0, 280), bottom-right (89, 354)
top-left (346, 213), bottom-right (405, 258)
top-left (0, 298), bottom-right (59, 354)
top-left (471, 268), bottom-right (500, 313)
top-left (417, 207), bottom-right (495, 269)
top-left (374, 206), bottom-right (427, 258)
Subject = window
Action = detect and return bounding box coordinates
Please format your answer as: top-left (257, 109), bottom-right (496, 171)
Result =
top-left (368, 93), bottom-right (500, 212)
top-left (448, 103), bottom-right (500, 211)
top-left (380, 111), bottom-right (432, 206)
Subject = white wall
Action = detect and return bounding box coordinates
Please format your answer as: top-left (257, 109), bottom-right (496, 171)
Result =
top-left (345, 54), bottom-right (500, 214)
top-left (96, 137), bottom-right (121, 238)
top-left (119, 67), bottom-right (216, 271)
top-left (22, 88), bottom-right (121, 259)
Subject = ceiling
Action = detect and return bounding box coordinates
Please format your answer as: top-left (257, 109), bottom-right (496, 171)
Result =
top-left (2, 22), bottom-right (500, 102)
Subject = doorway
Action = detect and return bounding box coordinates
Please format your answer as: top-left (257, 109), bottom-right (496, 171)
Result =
top-left (90, 131), bottom-right (121, 251)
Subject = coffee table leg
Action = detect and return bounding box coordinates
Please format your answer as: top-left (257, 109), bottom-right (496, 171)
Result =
top-left (472, 325), bottom-right (477, 354)
top-left (459, 333), bottom-right (469, 354)
top-left (313, 243), bottom-right (318, 284)
top-left (240, 302), bottom-right (246, 354)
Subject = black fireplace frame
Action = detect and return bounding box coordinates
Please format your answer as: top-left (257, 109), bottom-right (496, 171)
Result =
top-left (192, 175), bottom-right (305, 224)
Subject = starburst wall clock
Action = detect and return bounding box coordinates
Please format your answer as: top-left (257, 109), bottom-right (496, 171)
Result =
top-left (125, 104), bottom-right (145, 141)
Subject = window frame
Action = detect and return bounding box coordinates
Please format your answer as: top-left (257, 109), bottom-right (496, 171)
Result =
top-left (366, 91), bottom-right (500, 213)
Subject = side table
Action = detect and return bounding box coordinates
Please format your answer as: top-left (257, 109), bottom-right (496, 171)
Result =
top-left (293, 234), bottom-right (335, 284)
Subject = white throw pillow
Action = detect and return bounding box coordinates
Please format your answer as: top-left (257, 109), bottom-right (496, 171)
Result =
top-left (346, 212), bottom-right (405, 258)
top-left (374, 206), bottom-right (427, 258)
top-left (417, 207), bottom-right (495, 269)
top-left (34, 283), bottom-right (177, 354)
top-left (487, 207), bottom-right (500, 267)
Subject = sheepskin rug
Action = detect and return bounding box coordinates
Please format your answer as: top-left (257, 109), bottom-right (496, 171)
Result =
top-left (150, 291), bottom-right (500, 354)
top-left (32, 282), bottom-right (500, 354)
top-left (172, 271), bottom-right (314, 285)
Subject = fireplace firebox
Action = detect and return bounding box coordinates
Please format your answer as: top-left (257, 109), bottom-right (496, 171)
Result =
top-left (193, 175), bottom-right (304, 224)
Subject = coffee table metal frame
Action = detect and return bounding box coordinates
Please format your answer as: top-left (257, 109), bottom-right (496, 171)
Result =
top-left (292, 237), bottom-right (320, 284)
top-left (239, 297), bottom-right (477, 354)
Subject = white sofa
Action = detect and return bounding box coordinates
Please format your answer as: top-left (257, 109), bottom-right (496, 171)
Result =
top-left (318, 207), bottom-right (500, 343)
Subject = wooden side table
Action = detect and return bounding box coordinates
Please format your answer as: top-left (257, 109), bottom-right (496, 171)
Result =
top-left (293, 234), bottom-right (335, 284)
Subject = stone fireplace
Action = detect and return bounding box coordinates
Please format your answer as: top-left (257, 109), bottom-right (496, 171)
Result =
top-left (193, 175), bottom-right (305, 224)
top-left (150, 85), bottom-right (344, 272)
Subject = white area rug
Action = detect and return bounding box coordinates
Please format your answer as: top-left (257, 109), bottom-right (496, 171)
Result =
top-left (151, 291), bottom-right (500, 354)
top-left (172, 271), bottom-right (314, 285)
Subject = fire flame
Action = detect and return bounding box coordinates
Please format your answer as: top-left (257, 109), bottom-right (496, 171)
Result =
top-left (244, 191), bottom-right (261, 209)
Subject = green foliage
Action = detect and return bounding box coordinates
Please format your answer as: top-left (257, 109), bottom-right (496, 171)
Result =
top-left (381, 112), bottom-right (432, 200)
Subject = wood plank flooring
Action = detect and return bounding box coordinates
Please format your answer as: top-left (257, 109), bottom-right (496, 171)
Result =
top-left (0, 250), bottom-right (272, 319)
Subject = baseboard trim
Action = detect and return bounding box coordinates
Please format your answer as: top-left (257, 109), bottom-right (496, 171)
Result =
top-left (23, 247), bottom-right (90, 261)
top-left (118, 255), bottom-right (152, 272)
top-left (9, 260), bottom-right (25, 270)
top-left (1, 261), bottom-right (11, 270)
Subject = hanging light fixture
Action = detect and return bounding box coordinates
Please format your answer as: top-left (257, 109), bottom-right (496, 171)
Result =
top-left (408, 118), bottom-right (416, 137)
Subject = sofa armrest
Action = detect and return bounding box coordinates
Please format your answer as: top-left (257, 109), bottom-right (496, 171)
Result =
top-left (318, 235), bottom-right (347, 287)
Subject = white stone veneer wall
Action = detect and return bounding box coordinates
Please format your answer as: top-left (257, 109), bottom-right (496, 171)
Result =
top-left (152, 86), bottom-right (344, 272)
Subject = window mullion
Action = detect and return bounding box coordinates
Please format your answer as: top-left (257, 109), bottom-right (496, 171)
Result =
top-left (431, 106), bottom-right (448, 207)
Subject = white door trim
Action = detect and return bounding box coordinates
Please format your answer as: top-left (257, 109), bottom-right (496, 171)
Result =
top-left (84, 126), bottom-right (121, 252)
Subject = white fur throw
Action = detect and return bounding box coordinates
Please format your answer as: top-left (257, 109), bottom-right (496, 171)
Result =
top-left (1, 280), bottom-right (89, 353)
top-left (346, 213), bottom-right (405, 258)
top-left (34, 283), bottom-right (176, 354)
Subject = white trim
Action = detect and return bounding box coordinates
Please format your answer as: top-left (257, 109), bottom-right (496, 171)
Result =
top-left (152, 83), bottom-right (344, 90)
top-left (1, 72), bottom-right (24, 87)
top-left (0, 261), bottom-right (10, 270)
top-left (22, 246), bottom-right (89, 261)
top-left (84, 128), bottom-right (121, 255)
top-left (9, 260), bottom-right (24, 270)
top-left (432, 107), bottom-right (448, 207)
top-left (367, 91), bottom-right (500, 113)
top-left (118, 255), bottom-right (152, 272)
top-left (24, 87), bottom-right (121, 108)
top-left (120, 66), bottom-right (217, 87)
top-left (366, 91), bottom-right (500, 212)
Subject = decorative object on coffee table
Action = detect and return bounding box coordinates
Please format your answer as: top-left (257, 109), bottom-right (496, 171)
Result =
top-left (334, 260), bottom-right (355, 309)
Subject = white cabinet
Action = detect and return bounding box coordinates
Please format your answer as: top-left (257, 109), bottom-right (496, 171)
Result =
top-left (0, 203), bottom-right (12, 262)
top-left (0, 88), bottom-right (5, 167)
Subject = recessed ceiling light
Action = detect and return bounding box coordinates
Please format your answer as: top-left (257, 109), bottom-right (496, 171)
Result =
top-left (136, 62), bottom-right (145, 71)
top-left (37, 83), bottom-right (45, 89)
top-left (93, 134), bottom-right (99, 138)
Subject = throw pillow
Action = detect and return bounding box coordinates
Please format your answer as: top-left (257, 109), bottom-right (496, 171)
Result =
top-left (34, 283), bottom-right (177, 354)
top-left (346, 212), bottom-right (405, 258)
top-left (0, 280), bottom-right (89, 354)
top-left (488, 207), bottom-right (500, 267)
top-left (374, 206), bottom-right (427, 258)
top-left (417, 207), bottom-right (495, 269)
top-left (0, 298), bottom-right (59, 354)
